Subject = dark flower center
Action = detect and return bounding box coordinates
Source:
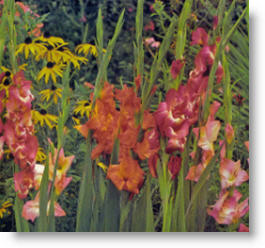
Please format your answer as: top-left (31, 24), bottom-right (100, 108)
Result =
top-left (5, 71), bottom-right (11, 77)
top-left (3, 79), bottom-right (10, 86)
top-left (51, 85), bottom-right (56, 90)
top-left (84, 102), bottom-right (90, 107)
top-left (58, 46), bottom-right (65, 52)
top-left (47, 45), bottom-right (54, 51)
top-left (25, 37), bottom-right (32, 44)
top-left (40, 109), bottom-right (47, 115)
top-left (44, 31), bottom-right (50, 38)
top-left (47, 62), bottom-right (55, 68)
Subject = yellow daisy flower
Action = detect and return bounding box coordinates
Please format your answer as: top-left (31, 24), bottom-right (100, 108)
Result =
top-left (36, 31), bottom-right (65, 46)
top-left (0, 200), bottom-right (12, 219)
top-left (75, 43), bottom-right (106, 57)
top-left (39, 85), bottom-right (62, 104)
top-left (36, 147), bottom-right (47, 163)
top-left (37, 62), bottom-right (65, 84)
top-left (0, 70), bottom-right (12, 97)
top-left (35, 43), bottom-right (69, 63)
top-left (72, 114), bottom-right (81, 126)
top-left (73, 100), bottom-right (92, 118)
top-left (32, 109), bottom-right (58, 129)
top-left (19, 64), bottom-right (28, 71)
top-left (16, 37), bottom-right (47, 59)
top-left (1, 66), bottom-right (12, 75)
top-left (67, 54), bottom-right (88, 69)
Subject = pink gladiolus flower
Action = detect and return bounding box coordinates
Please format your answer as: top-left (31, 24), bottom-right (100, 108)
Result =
top-left (170, 59), bottom-right (184, 79)
top-left (238, 223), bottom-right (249, 232)
top-left (186, 102), bottom-right (220, 182)
top-left (213, 16), bottom-right (218, 30)
top-left (22, 193), bottom-right (65, 222)
top-left (207, 189), bottom-right (249, 225)
top-left (198, 120), bottom-right (221, 154)
top-left (191, 27), bottom-right (209, 46)
top-left (14, 167), bottom-right (34, 199)
top-left (48, 147), bottom-right (74, 195)
top-left (33, 163), bottom-right (45, 190)
top-left (166, 122), bottom-right (190, 152)
top-left (219, 159), bottom-right (249, 189)
top-left (185, 163), bottom-right (204, 182)
top-left (168, 155), bottom-right (182, 179)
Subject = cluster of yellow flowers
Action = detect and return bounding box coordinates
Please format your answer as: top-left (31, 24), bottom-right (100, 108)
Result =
top-left (14, 32), bottom-right (101, 130)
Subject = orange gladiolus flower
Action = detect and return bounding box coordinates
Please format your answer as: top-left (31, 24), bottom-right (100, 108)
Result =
top-left (107, 156), bottom-right (144, 194)
top-left (75, 82), bottom-right (119, 159)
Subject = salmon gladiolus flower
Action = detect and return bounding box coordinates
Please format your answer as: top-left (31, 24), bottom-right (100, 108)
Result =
top-left (48, 147), bottom-right (74, 195)
top-left (22, 193), bottom-right (65, 222)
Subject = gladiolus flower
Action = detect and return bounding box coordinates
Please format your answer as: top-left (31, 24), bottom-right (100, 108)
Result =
top-left (207, 189), bottom-right (249, 225)
top-left (191, 27), bottom-right (209, 46)
top-left (142, 110), bottom-right (156, 130)
top-left (134, 128), bottom-right (160, 160)
top-left (168, 155), bottom-right (182, 179)
top-left (22, 193), bottom-right (65, 222)
top-left (76, 82), bottom-right (119, 159)
top-left (170, 59), bottom-right (184, 79)
top-left (238, 223), bottom-right (249, 232)
top-left (219, 159), bottom-right (249, 189)
top-left (107, 157), bottom-right (144, 194)
top-left (197, 120), bottom-right (221, 154)
top-left (48, 147), bottom-right (74, 195)
top-left (185, 163), bottom-right (204, 182)
top-left (14, 167), bottom-right (34, 199)
top-left (148, 154), bottom-right (159, 178)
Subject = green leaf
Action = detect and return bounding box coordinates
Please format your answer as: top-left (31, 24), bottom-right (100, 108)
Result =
top-left (38, 155), bottom-right (50, 232)
top-left (76, 133), bottom-right (94, 231)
